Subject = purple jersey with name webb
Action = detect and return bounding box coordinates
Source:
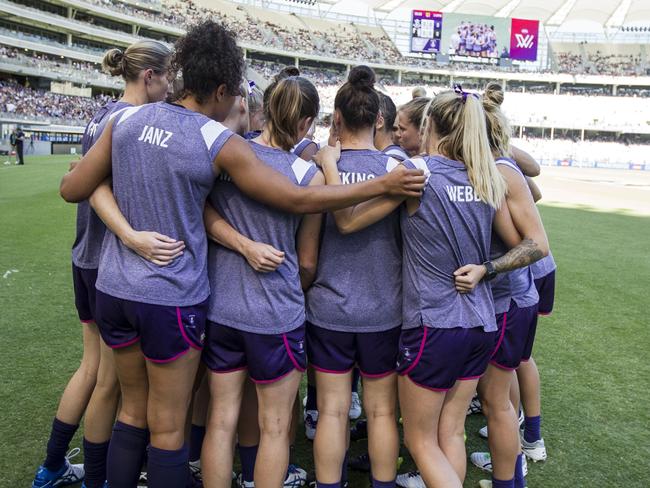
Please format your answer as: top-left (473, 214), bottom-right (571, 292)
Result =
top-left (306, 149), bottom-right (402, 332)
top-left (72, 100), bottom-right (131, 269)
top-left (208, 142), bottom-right (319, 334)
top-left (490, 157), bottom-right (539, 314)
top-left (401, 156), bottom-right (498, 333)
top-left (96, 102), bottom-right (234, 306)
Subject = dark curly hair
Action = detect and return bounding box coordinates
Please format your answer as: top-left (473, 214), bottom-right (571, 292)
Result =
top-left (172, 20), bottom-right (244, 103)
top-left (335, 65), bottom-right (380, 131)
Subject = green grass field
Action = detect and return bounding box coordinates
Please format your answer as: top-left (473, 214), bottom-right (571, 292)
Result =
top-left (1, 155), bottom-right (649, 487)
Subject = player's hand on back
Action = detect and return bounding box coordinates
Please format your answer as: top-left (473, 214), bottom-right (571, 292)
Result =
top-left (242, 241), bottom-right (285, 273)
top-left (123, 231), bottom-right (185, 267)
top-left (384, 165), bottom-right (426, 197)
top-left (312, 140), bottom-right (341, 169)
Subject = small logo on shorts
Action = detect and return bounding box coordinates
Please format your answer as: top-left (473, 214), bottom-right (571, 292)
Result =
top-left (298, 341), bottom-right (304, 351)
top-left (187, 314), bottom-right (196, 328)
top-left (403, 348), bottom-right (411, 358)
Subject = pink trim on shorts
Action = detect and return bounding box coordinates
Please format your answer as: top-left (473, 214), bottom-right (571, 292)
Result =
top-left (458, 375), bottom-right (482, 381)
top-left (210, 365), bottom-right (248, 374)
top-left (491, 312), bottom-right (508, 358)
top-left (145, 348), bottom-right (190, 364)
top-left (282, 333), bottom-right (306, 373)
top-left (176, 307), bottom-right (202, 351)
top-left (109, 336), bottom-right (140, 349)
top-left (359, 369), bottom-right (396, 379)
top-left (312, 364), bottom-right (354, 375)
top-left (400, 326), bottom-right (428, 376)
top-left (405, 373), bottom-right (450, 392)
top-left (489, 360), bottom-right (517, 371)
top-left (250, 369), bottom-right (297, 385)
top-left (80, 319), bottom-right (95, 324)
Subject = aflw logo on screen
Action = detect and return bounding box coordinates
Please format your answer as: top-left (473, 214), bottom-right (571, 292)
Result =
top-left (509, 18), bottom-right (539, 62)
top-left (515, 29), bottom-right (534, 49)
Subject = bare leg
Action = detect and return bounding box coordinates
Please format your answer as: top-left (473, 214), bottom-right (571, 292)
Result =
top-left (55, 323), bottom-right (101, 424)
top-left (363, 374), bottom-right (399, 483)
top-left (517, 357), bottom-right (541, 418)
top-left (399, 375), bottom-right (462, 488)
top-left (254, 371), bottom-right (303, 488)
top-left (438, 379), bottom-right (479, 481)
top-left (202, 370), bottom-right (247, 488)
top-left (478, 366), bottom-right (519, 481)
top-left (313, 371), bottom-right (352, 484)
top-left (84, 338), bottom-right (120, 443)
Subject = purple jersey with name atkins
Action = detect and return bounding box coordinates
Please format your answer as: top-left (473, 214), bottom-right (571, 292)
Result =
top-left (208, 142), bottom-right (319, 334)
top-left (72, 100), bottom-right (131, 269)
top-left (490, 157), bottom-right (539, 314)
top-left (401, 156), bottom-right (498, 332)
top-left (96, 102), bottom-right (234, 306)
top-left (306, 149), bottom-right (402, 332)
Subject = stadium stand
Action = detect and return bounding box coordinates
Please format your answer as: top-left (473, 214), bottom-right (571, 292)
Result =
top-left (1, 0), bottom-right (649, 161)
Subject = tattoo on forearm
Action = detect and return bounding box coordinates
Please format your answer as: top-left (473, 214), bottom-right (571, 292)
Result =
top-left (493, 238), bottom-right (544, 273)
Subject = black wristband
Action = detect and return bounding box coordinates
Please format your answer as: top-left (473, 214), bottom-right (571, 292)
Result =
top-left (483, 261), bottom-right (497, 281)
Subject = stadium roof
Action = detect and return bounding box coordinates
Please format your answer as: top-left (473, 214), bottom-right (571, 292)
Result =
top-left (322, 0), bottom-right (650, 28)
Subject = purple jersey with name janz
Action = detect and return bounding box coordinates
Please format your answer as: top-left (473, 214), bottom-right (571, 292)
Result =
top-left (96, 102), bottom-right (234, 306)
top-left (306, 149), bottom-right (402, 332)
top-left (490, 157), bottom-right (539, 314)
top-left (401, 156), bottom-right (498, 332)
top-left (531, 250), bottom-right (556, 279)
top-left (72, 100), bottom-right (131, 269)
top-left (208, 142), bottom-right (319, 334)
top-left (382, 144), bottom-right (409, 162)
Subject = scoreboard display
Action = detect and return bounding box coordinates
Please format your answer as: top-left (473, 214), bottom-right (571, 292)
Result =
top-left (410, 10), bottom-right (540, 62)
top-left (410, 10), bottom-right (443, 54)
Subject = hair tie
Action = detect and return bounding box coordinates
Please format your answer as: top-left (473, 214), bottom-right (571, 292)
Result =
top-left (247, 80), bottom-right (256, 95)
top-left (453, 84), bottom-right (478, 103)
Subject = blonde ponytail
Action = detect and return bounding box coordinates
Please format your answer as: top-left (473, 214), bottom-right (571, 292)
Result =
top-left (462, 96), bottom-right (507, 209)
top-left (482, 82), bottom-right (512, 159)
top-left (421, 89), bottom-right (506, 209)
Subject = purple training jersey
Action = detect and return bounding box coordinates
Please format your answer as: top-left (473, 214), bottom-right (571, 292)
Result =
top-left (291, 137), bottom-right (317, 158)
top-left (531, 250), bottom-right (556, 279)
top-left (306, 149), bottom-right (402, 333)
top-left (72, 100), bottom-right (131, 269)
top-left (96, 102), bottom-right (234, 306)
top-left (401, 156), bottom-right (498, 332)
top-left (382, 144), bottom-right (409, 162)
top-left (208, 142), bottom-right (319, 334)
top-left (490, 157), bottom-right (539, 314)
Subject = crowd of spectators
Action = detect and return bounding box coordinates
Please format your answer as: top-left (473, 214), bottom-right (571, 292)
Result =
top-left (556, 50), bottom-right (644, 76)
top-left (0, 79), bottom-right (110, 125)
top-left (0, 45), bottom-right (121, 87)
top-left (4, 0), bottom-right (650, 76)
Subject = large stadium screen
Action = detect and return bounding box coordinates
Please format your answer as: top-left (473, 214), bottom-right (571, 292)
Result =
top-left (410, 10), bottom-right (443, 54)
top-left (411, 11), bottom-right (540, 62)
top-left (440, 13), bottom-right (510, 60)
